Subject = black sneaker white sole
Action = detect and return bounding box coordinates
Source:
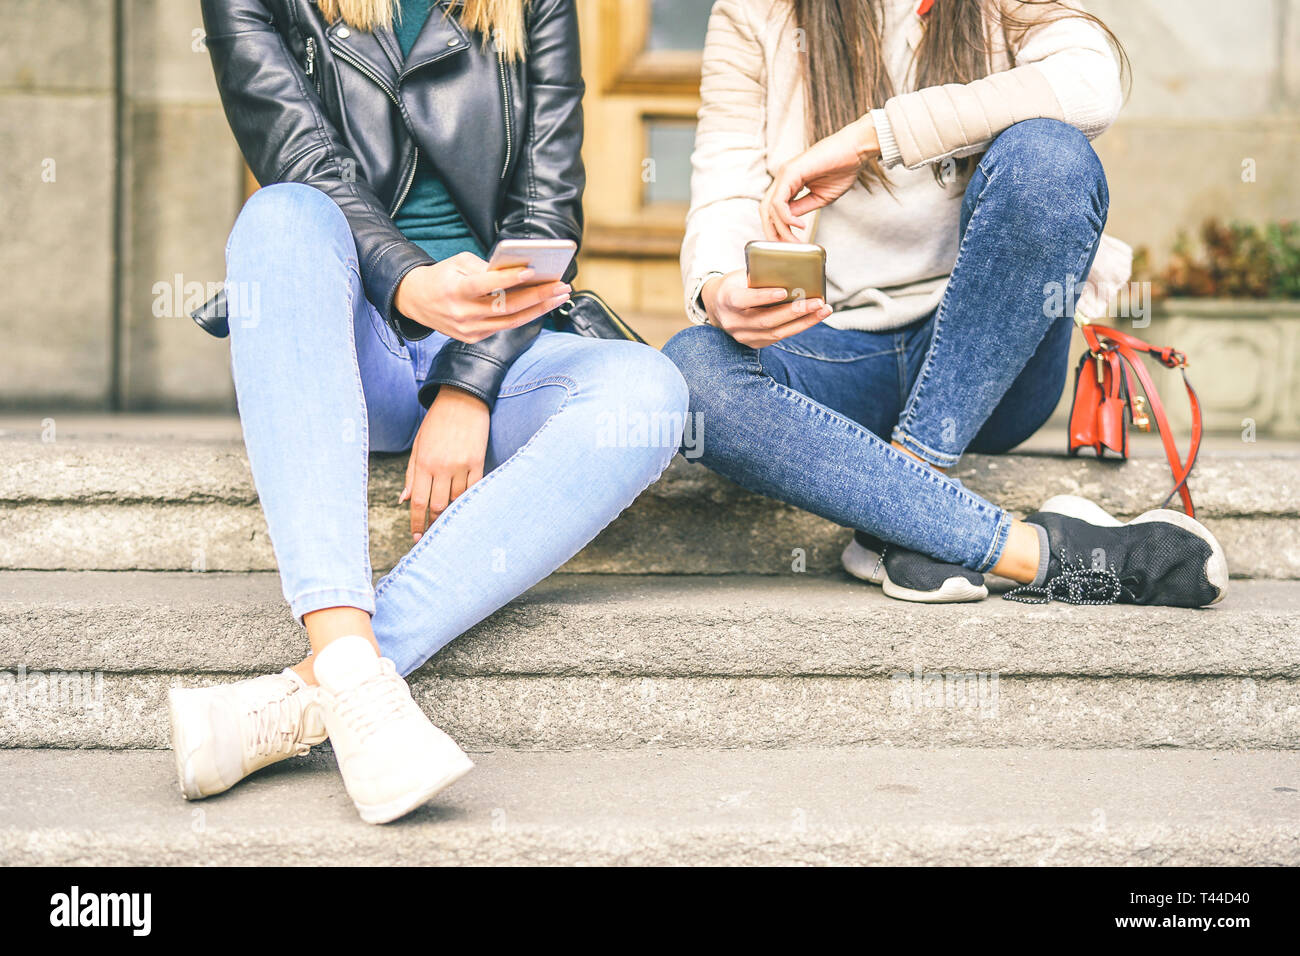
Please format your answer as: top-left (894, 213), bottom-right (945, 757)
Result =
top-left (842, 535), bottom-right (986, 602)
top-left (882, 571), bottom-right (988, 604)
top-left (1031, 494), bottom-right (1228, 607)
top-left (880, 546), bottom-right (988, 604)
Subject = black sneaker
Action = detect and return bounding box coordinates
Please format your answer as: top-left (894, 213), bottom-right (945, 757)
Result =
top-left (880, 545), bottom-right (988, 604)
top-left (1008, 495), bottom-right (1228, 608)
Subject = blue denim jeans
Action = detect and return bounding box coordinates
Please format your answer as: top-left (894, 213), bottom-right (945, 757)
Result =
top-left (663, 119), bottom-right (1109, 572)
top-left (225, 183), bottom-right (688, 675)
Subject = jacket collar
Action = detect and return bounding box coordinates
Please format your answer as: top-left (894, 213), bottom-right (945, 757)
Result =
top-left (399, 2), bottom-right (473, 80)
top-left (323, 1), bottom-right (470, 93)
top-left (324, 18), bottom-right (399, 94)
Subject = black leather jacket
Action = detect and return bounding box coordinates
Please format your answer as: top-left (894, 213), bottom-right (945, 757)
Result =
top-left (199, 0), bottom-right (584, 409)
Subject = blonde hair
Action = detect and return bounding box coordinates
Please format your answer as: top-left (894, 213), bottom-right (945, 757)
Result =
top-left (317, 0), bottom-right (528, 61)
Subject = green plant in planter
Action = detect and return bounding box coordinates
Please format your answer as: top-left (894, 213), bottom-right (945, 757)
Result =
top-left (1135, 219), bottom-right (1300, 300)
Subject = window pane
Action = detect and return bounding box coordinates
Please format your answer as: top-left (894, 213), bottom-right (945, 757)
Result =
top-left (644, 119), bottom-right (697, 205)
top-left (646, 0), bottom-right (713, 51)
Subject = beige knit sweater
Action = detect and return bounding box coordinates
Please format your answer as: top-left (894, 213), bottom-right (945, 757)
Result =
top-left (681, 0), bottom-right (1130, 331)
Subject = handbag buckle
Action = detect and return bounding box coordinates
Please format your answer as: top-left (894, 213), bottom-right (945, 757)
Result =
top-left (1091, 344), bottom-right (1113, 385)
top-left (1132, 394), bottom-right (1151, 431)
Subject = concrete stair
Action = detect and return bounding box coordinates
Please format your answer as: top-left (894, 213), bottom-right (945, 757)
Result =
top-left (2, 749), bottom-right (1297, 866)
top-left (2, 418), bottom-right (1298, 577)
top-left (3, 571), bottom-right (1299, 751)
top-left (2, 415), bottom-right (1298, 864)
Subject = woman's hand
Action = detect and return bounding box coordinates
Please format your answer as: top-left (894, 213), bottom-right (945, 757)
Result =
top-left (700, 269), bottom-right (832, 349)
top-left (400, 386), bottom-right (491, 542)
top-left (394, 251), bottom-right (571, 343)
top-left (761, 115), bottom-right (881, 242)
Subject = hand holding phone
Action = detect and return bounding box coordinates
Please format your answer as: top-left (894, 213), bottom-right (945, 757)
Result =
top-left (701, 258), bottom-right (832, 350)
top-left (394, 252), bottom-right (571, 344)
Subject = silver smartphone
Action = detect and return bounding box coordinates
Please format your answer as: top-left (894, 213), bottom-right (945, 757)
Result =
top-left (487, 238), bottom-right (577, 282)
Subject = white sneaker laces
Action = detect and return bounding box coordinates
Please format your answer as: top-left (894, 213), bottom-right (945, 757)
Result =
top-left (245, 682), bottom-right (310, 759)
top-left (332, 661), bottom-right (412, 744)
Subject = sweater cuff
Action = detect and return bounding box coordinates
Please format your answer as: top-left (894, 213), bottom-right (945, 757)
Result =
top-left (871, 109), bottom-right (903, 169)
top-left (686, 271), bottom-right (724, 325)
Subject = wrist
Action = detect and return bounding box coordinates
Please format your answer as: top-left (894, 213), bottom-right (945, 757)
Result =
top-left (394, 269), bottom-right (422, 320)
top-left (432, 384), bottom-right (488, 414)
top-left (700, 275), bottom-right (725, 325)
top-left (848, 115), bottom-right (881, 163)
top-left (396, 262), bottom-right (443, 321)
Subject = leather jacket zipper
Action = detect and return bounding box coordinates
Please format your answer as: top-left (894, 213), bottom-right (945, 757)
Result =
top-left (390, 146), bottom-right (419, 218)
top-left (329, 38), bottom-right (401, 105)
top-left (326, 34), bottom-right (414, 216)
top-left (304, 37), bottom-right (321, 96)
top-left (497, 52), bottom-right (512, 180)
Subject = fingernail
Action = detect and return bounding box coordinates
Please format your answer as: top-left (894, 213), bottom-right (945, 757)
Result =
top-left (413, 532), bottom-right (422, 543)
top-left (399, 486), bottom-right (409, 503)
top-left (519, 268), bottom-right (536, 280)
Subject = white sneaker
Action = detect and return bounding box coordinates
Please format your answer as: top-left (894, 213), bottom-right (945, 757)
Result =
top-left (313, 635), bottom-right (474, 825)
top-left (168, 669), bottom-right (326, 800)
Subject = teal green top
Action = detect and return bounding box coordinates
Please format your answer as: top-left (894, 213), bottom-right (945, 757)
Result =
top-left (392, 0), bottom-right (486, 262)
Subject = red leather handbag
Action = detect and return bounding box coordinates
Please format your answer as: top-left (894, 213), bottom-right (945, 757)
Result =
top-left (1066, 319), bottom-right (1203, 517)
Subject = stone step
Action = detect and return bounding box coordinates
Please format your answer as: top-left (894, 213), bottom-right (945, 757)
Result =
top-left (3, 571), bottom-right (1297, 750)
top-left (1, 417), bottom-right (1298, 577)
top-left (2, 748), bottom-right (1297, 865)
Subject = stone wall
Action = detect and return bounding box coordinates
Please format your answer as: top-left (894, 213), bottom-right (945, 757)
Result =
top-left (1090, 0), bottom-right (1300, 258)
top-left (119, 0), bottom-right (241, 410)
top-left (0, 0), bottom-right (239, 411)
top-left (1, 0), bottom-right (117, 408)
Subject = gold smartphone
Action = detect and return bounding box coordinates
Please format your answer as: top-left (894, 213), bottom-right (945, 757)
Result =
top-left (745, 240), bottom-right (826, 304)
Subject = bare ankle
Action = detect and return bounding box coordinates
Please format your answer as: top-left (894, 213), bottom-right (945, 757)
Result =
top-left (292, 657), bottom-right (318, 686)
top-left (992, 520), bottom-right (1045, 583)
top-left (303, 606), bottom-right (380, 659)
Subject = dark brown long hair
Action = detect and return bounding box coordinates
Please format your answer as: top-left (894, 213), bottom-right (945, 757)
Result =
top-left (791, 0), bottom-right (1129, 190)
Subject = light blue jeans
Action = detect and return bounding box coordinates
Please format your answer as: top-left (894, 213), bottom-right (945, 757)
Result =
top-left (224, 183), bottom-right (688, 676)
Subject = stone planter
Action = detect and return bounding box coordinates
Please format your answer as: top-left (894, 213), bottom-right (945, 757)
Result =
top-left (1050, 299), bottom-right (1300, 438)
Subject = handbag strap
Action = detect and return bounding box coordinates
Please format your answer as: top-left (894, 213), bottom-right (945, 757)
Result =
top-left (1080, 323), bottom-right (1202, 516)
